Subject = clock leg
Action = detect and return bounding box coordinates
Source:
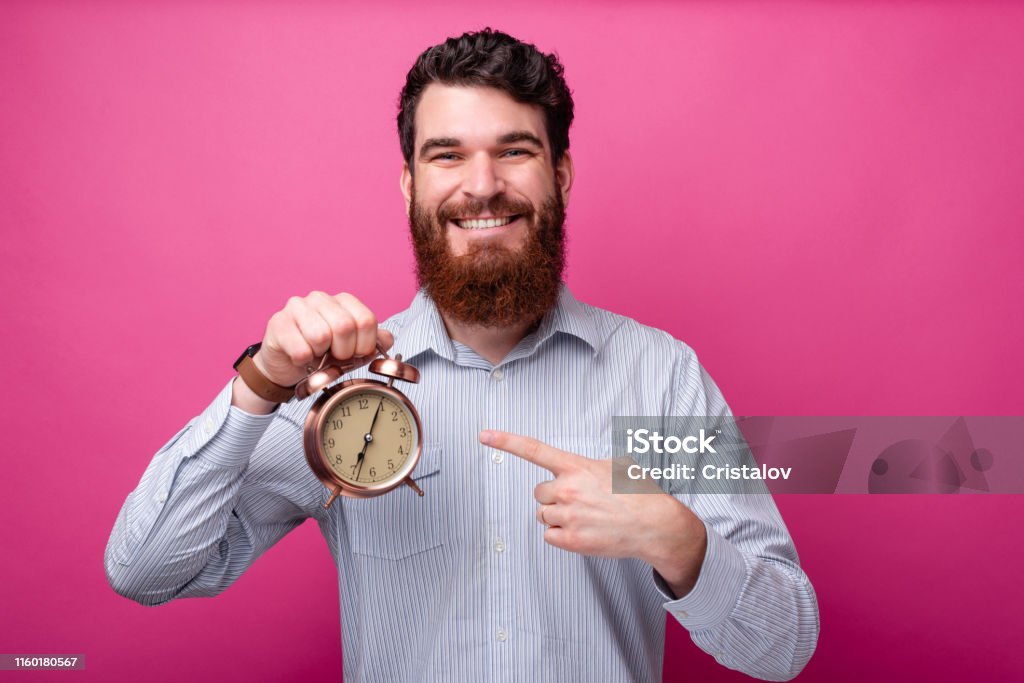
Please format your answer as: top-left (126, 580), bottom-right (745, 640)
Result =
top-left (324, 486), bottom-right (342, 509)
top-left (405, 478), bottom-right (424, 497)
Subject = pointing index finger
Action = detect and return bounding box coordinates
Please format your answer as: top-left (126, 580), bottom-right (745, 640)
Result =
top-left (479, 430), bottom-right (578, 474)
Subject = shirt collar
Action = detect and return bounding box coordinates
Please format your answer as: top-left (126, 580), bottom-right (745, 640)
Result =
top-left (387, 289), bottom-right (456, 363)
top-left (389, 283), bottom-right (604, 364)
top-left (530, 283), bottom-right (603, 356)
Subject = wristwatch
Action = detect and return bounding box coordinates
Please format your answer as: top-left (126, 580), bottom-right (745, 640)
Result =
top-left (233, 342), bottom-right (297, 403)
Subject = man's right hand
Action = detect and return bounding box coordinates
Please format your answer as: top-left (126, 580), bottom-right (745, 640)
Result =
top-left (233, 291), bottom-right (394, 413)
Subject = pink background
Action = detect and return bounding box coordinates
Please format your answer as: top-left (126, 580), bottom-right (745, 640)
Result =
top-left (2, 1), bottom-right (1022, 681)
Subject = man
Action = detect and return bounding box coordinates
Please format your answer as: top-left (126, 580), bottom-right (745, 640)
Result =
top-left (106, 29), bottom-right (818, 682)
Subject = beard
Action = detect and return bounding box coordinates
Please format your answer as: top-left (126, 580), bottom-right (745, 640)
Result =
top-left (408, 186), bottom-right (566, 328)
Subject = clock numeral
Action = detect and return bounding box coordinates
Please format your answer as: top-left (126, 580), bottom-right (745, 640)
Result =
top-left (340, 406), bottom-right (352, 417)
top-left (358, 398), bottom-right (369, 410)
top-left (333, 454), bottom-right (342, 466)
top-left (331, 419), bottom-right (343, 430)
top-left (399, 427), bottom-right (407, 437)
top-left (398, 445), bottom-right (404, 455)
top-left (350, 464), bottom-right (358, 475)
top-left (391, 410), bottom-right (398, 421)
top-left (326, 437), bottom-right (336, 449)
top-left (387, 459), bottom-right (395, 471)
top-left (369, 467), bottom-right (376, 478)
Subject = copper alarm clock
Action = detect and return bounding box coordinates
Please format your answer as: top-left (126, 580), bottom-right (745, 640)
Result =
top-left (295, 343), bottom-right (424, 509)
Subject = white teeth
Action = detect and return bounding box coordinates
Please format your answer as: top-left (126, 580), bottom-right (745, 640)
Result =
top-left (455, 216), bottom-right (514, 230)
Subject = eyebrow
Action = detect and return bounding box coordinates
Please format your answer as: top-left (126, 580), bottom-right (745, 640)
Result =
top-left (418, 137), bottom-right (461, 159)
top-left (496, 131), bottom-right (545, 149)
top-left (418, 131), bottom-right (546, 160)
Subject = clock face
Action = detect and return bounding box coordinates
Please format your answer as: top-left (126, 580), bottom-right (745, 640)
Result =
top-left (319, 387), bottom-right (419, 487)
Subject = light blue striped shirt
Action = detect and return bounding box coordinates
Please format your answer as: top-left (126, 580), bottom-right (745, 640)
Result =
top-left (106, 285), bottom-right (818, 681)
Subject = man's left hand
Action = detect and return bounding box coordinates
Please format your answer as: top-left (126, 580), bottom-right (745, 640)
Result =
top-left (479, 429), bottom-right (709, 598)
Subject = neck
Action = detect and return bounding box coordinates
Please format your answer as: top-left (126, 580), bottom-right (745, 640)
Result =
top-left (440, 313), bottom-right (540, 365)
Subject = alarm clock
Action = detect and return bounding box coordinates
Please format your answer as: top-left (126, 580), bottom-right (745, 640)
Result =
top-left (295, 344), bottom-right (424, 509)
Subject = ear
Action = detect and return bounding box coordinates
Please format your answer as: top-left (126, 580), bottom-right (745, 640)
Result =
top-left (400, 162), bottom-right (413, 217)
top-left (555, 151), bottom-right (575, 206)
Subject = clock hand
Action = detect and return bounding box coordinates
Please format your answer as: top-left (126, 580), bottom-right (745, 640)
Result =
top-left (356, 453), bottom-right (366, 482)
top-left (366, 397), bottom-right (385, 435)
top-left (354, 398), bottom-right (386, 481)
top-left (355, 436), bottom-right (370, 480)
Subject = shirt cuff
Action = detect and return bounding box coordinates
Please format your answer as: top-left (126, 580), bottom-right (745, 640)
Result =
top-left (653, 520), bottom-right (748, 632)
top-left (183, 378), bottom-right (278, 468)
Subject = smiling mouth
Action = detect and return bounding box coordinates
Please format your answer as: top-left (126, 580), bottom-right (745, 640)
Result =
top-left (452, 215), bottom-right (520, 230)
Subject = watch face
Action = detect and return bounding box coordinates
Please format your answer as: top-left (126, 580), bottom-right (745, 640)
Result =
top-left (318, 386), bottom-right (419, 488)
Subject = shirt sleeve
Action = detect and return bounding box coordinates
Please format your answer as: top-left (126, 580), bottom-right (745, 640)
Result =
top-left (654, 344), bottom-right (820, 681)
top-left (104, 378), bottom-right (324, 606)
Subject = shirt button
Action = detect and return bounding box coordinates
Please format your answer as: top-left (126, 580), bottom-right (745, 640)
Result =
top-left (494, 538), bottom-right (506, 553)
top-left (675, 610), bottom-right (689, 619)
top-left (155, 491), bottom-right (168, 504)
top-left (491, 451), bottom-right (504, 464)
top-left (491, 368), bottom-right (504, 381)
top-left (203, 418), bottom-right (215, 435)
top-left (496, 629), bottom-right (508, 642)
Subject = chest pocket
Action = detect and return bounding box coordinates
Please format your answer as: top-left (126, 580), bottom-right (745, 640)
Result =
top-left (345, 444), bottom-right (445, 560)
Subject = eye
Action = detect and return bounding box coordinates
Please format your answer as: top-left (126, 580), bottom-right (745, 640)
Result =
top-left (431, 152), bottom-right (459, 162)
top-left (502, 149), bottom-right (533, 158)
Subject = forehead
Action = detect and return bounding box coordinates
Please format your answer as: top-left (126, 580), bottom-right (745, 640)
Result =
top-left (414, 84), bottom-right (549, 148)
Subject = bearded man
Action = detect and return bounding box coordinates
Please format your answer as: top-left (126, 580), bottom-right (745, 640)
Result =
top-left (106, 29), bottom-right (819, 682)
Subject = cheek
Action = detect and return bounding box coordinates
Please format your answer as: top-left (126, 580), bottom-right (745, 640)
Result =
top-left (414, 171), bottom-right (460, 204)
top-left (514, 163), bottom-right (558, 192)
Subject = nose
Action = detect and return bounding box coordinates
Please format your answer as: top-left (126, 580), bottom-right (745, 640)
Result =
top-left (461, 152), bottom-right (506, 202)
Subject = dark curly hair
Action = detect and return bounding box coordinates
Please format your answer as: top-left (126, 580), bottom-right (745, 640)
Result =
top-left (397, 29), bottom-right (574, 171)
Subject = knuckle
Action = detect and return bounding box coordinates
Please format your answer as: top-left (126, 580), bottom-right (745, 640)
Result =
top-left (309, 326), bottom-right (331, 347)
top-left (333, 315), bottom-right (356, 336)
top-left (556, 485), bottom-right (577, 504)
top-left (353, 311), bottom-right (377, 330)
top-left (288, 344), bottom-right (314, 365)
